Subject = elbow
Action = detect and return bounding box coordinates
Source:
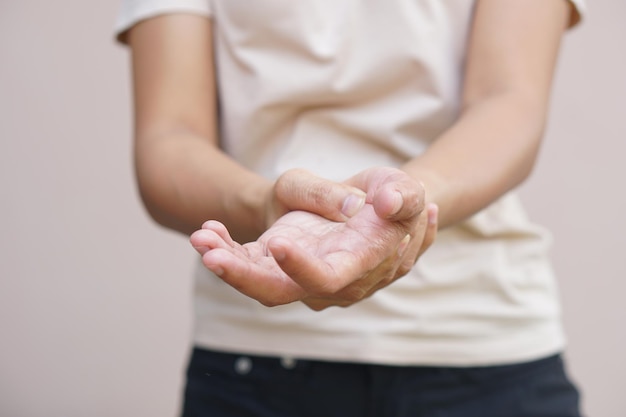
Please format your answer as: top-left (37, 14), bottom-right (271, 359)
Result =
top-left (133, 159), bottom-right (193, 235)
top-left (135, 176), bottom-right (176, 229)
top-left (509, 120), bottom-right (546, 191)
top-left (514, 153), bottom-right (538, 188)
top-left (137, 184), bottom-right (169, 228)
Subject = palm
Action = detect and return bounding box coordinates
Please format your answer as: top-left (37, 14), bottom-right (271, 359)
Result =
top-left (195, 204), bottom-right (409, 305)
top-left (259, 204), bottom-right (405, 271)
top-left (190, 166), bottom-right (438, 308)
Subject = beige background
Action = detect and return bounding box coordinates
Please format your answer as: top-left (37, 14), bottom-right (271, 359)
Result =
top-left (1, 0), bottom-right (624, 416)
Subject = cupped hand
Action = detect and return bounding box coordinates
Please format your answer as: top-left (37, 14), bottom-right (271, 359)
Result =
top-left (190, 200), bottom-right (438, 310)
top-left (301, 201), bottom-right (438, 310)
top-left (269, 166), bottom-right (437, 308)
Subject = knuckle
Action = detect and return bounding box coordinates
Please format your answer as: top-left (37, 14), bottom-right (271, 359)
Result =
top-left (395, 263), bottom-right (412, 279)
top-left (373, 257), bottom-right (398, 280)
top-left (288, 167), bottom-right (309, 176)
top-left (306, 296), bottom-right (357, 310)
top-left (312, 280), bottom-right (344, 296)
top-left (377, 273), bottom-right (397, 290)
top-left (275, 168), bottom-right (307, 193)
top-left (309, 303), bottom-right (329, 312)
top-left (339, 286), bottom-right (368, 303)
top-left (273, 173), bottom-right (290, 196)
top-left (259, 299), bottom-right (279, 307)
top-left (258, 295), bottom-right (286, 308)
top-left (307, 182), bottom-right (335, 207)
top-left (304, 298), bottom-right (331, 311)
top-left (337, 301), bottom-right (356, 309)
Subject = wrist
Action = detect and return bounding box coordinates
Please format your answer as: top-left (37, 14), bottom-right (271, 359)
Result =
top-left (223, 175), bottom-right (273, 242)
top-left (400, 163), bottom-right (450, 228)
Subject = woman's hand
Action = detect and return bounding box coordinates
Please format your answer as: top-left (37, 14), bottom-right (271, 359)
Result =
top-left (191, 167), bottom-right (438, 310)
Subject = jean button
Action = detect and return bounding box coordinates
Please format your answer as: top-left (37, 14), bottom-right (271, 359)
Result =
top-left (234, 357), bottom-right (253, 375)
top-left (280, 357), bottom-right (297, 369)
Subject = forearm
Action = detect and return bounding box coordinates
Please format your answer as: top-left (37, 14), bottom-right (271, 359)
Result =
top-left (135, 128), bottom-right (271, 240)
top-left (403, 0), bottom-right (571, 229)
top-left (402, 93), bottom-right (547, 229)
top-left (125, 16), bottom-right (269, 240)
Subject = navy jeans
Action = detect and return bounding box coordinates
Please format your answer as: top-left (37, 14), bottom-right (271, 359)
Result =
top-left (181, 347), bottom-right (582, 417)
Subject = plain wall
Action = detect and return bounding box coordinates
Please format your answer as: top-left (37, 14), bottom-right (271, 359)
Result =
top-left (1, 1), bottom-right (624, 416)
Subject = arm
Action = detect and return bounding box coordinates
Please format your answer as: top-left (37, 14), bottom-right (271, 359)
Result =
top-left (127, 15), bottom-right (368, 241)
top-left (403, 0), bottom-right (574, 228)
top-left (189, 0), bottom-right (575, 309)
top-left (129, 14), bottom-right (435, 309)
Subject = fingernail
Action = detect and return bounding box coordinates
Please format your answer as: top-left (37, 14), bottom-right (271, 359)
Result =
top-left (193, 245), bottom-right (209, 256)
top-left (427, 203), bottom-right (438, 225)
top-left (269, 244), bottom-right (286, 261)
top-left (341, 193), bottom-right (366, 218)
top-left (389, 192), bottom-right (404, 216)
top-left (273, 251), bottom-right (286, 262)
top-left (397, 234), bottom-right (411, 256)
top-left (210, 265), bottom-right (224, 276)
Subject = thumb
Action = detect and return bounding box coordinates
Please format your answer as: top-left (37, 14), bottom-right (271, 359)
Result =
top-left (343, 167), bottom-right (425, 221)
top-left (371, 180), bottom-right (425, 221)
top-left (273, 169), bottom-right (367, 222)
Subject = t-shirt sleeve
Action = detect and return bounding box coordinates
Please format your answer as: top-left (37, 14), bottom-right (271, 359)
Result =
top-left (114, 0), bottom-right (212, 44)
top-left (567, 0), bottom-right (587, 28)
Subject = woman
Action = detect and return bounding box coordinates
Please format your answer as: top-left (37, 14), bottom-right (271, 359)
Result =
top-left (116, 0), bottom-right (585, 415)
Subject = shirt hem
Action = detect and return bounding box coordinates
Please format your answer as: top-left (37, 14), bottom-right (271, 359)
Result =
top-left (191, 324), bottom-right (567, 367)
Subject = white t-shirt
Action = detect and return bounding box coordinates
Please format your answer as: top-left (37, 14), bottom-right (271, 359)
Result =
top-left (116, 0), bottom-right (585, 366)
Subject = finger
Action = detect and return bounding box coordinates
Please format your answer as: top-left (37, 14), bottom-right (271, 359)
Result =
top-left (190, 229), bottom-right (232, 255)
top-left (274, 168), bottom-right (366, 221)
top-left (308, 238), bottom-right (408, 310)
top-left (415, 203), bottom-right (438, 258)
top-left (200, 220), bottom-right (236, 246)
top-left (267, 235), bottom-right (358, 295)
top-left (201, 248), bottom-right (306, 307)
top-left (268, 224), bottom-right (408, 299)
top-left (346, 232), bottom-right (412, 299)
top-left (302, 296), bottom-right (353, 311)
top-left (371, 180), bottom-right (425, 221)
top-left (349, 233), bottom-right (411, 293)
top-left (390, 203), bottom-right (438, 279)
top-left (344, 168), bottom-right (424, 221)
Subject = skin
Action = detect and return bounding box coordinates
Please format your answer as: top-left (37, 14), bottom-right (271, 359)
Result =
top-left (127, 0), bottom-right (573, 309)
top-left (192, 168), bottom-right (438, 310)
